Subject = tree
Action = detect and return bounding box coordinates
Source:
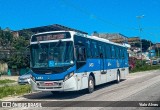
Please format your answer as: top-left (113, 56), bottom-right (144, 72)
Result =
top-left (8, 36), bottom-right (30, 68)
top-left (0, 28), bottom-right (13, 48)
top-left (133, 39), bottom-right (153, 52)
top-left (12, 36), bottom-right (29, 51)
top-left (141, 39), bottom-right (153, 52)
top-left (19, 29), bottom-right (34, 40)
top-left (0, 27), bottom-right (31, 69)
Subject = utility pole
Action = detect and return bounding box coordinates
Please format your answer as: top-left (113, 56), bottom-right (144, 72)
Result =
top-left (136, 15), bottom-right (144, 65)
top-left (150, 41), bottom-right (152, 65)
top-left (157, 44), bottom-right (159, 58)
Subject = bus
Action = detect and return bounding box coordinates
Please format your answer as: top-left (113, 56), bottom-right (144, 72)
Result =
top-left (30, 31), bottom-right (129, 93)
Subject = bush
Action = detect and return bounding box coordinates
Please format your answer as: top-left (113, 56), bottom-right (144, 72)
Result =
top-left (130, 61), bottom-right (160, 73)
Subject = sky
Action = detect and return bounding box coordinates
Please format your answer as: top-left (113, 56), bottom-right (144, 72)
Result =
top-left (0, 0), bottom-right (160, 43)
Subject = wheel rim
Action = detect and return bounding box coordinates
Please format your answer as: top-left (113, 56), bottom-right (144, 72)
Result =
top-left (117, 73), bottom-right (120, 82)
top-left (89, 79), bottom-right (94, 90)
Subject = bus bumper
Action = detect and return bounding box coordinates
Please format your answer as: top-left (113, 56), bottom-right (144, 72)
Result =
top-left (30, 76), bottom-right (78, 92)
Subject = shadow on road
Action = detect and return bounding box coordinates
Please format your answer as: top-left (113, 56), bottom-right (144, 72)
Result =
top-left (23, 90), bottom-right (86, 100)
top-left (23, 79), bottom-right (126, 100)
top-left (95, 79), bottom-right (125, 91)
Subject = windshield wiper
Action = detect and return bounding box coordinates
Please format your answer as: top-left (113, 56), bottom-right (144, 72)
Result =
top-left (37, 40), bottom-right (42, 50)
top-left (53, 40), bottom-right (62, 48)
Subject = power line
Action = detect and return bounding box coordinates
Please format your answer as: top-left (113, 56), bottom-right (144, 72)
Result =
top-left (60, 0), bottom-right (137, 31)
top-left (60, 0), bottom-right (160, 43)
top-left (142, 32), bottom-right (160, 43)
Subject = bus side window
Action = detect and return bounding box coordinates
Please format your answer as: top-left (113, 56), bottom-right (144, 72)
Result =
top-left (101, 44), bottom-right (105, 58)
top-left (74, 35), bottom-right (87, 61)
top-left (105, 45), bottom-right (108, 58)
top-left (119, 48), bottom-right (122, 59)
top-left (91, 41), bottom-right (99, 58)
top-left (98, 43), bottom-right (102, 58)
top-left (111, 46), bottom-right (115, 59)
top-left (105, 44), bottom-right (111, 59)
top-left (98, 43), bottom-right (105, 58)
top-left (116, 47), bottom-right (120, 59)
top-left (77, 47), bottom-right (86, 61)
top-left (122, 48), bottom-right (125, 59)
top-left (86, 39), bottom-right (91, 58)
top-left (115, 46), bottom-right (117, 59)
top-left (125, 49), bottom-right (129, 60)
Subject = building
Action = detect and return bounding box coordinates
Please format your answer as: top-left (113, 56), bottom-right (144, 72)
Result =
top-left (92, 32), bottom-right (155, 60)
top-left (12, 24), bottom-right (88, 39)
top-left (156, 43), bottom-right (160, 48)
top-left (92, 32), bottom-right (128, 44)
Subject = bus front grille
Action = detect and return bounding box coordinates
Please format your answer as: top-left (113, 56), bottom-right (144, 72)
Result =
top-left (38, 87), bottom-right (62, 89)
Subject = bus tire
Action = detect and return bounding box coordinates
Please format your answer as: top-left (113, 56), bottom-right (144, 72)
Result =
top-left (116, 70), bottom-right (120, 83)
top-left (88, 75), bottom-right (94, 93)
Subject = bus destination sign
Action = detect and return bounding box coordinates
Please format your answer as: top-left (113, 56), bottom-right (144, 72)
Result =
top-left (36, 34), bottom-right (64, 41)
top-left (31, 32), bottom-right (71, 42)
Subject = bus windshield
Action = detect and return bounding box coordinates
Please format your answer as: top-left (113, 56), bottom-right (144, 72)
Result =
top-left (31, 41), bottom-right (74, 68)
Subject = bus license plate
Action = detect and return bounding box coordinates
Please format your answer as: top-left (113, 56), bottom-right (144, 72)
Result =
top-left (44, 82), bottom-right (54, 86)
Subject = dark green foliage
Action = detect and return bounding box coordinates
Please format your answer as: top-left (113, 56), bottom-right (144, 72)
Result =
top-left (0, 28), bottom-right (13, 48)
top-left (0, 28), bottom-right (31, 68)
top-left (7, 36), bottom-right (30, 68)
top-left (141, 39), bottom-right (153, 52)
top-left (7, 52), bottom-right (29, 68)
top-left (12, 36), bottom-right (29, 51)
top-left (133, 39), bottom-right (153, 52)
top-left (19, 29), bottom-right (34, 40)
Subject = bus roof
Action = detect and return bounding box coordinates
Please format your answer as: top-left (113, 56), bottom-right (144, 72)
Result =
top-left (87, 35), bottom-right (127, 48)
top-left (31, 31), bottom-right (129, 48)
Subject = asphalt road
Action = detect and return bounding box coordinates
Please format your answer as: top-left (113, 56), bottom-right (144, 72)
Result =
top-left (1, 70), bottom-right (160, 110)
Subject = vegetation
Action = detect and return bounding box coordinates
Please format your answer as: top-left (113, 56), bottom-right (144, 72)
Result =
top-left (0, 79), bottom-right (15, 85)
top-left (0, 85), bottom-right (31, 99)
top-left (0, 27), bottom-right (13, 48)
top-left (0, 28), bottom-right (30, 69)
top-left (155, 48), bottom-right (160, 58)
top-left (7, 36), bottom-right (30, 68)
top-left (134, 39), bottom-right (153, 52)
top-left (130, 60), bottom-right (160, 73)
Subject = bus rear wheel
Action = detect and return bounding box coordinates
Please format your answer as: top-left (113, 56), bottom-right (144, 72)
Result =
top-left (88, 75), bottom-right (94, 93)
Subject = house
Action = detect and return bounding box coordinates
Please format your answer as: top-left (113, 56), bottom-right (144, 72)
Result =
top-left (92, 32), bottom-right (128, 44)
top-left (12, 24), bottom-right (88, 39)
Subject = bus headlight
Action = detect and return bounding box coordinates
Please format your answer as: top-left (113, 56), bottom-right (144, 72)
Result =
top-left (64, 72), bottom-right (74, 81)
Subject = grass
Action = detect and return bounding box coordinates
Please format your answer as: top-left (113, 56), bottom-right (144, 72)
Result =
top-left (0, 79), bottom-right (16, 85)
top-left (0, 84), bottom-right (31, 99)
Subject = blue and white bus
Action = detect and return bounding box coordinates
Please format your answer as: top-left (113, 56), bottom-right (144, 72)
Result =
top-left (30, 31), bottom-right (129, 93)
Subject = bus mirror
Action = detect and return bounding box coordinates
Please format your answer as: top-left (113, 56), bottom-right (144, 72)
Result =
top-left (26, 45), bottom-right (30, 49)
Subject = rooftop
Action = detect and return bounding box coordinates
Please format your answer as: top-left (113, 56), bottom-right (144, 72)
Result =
top-left (14, 24), bottom-right (88, 35)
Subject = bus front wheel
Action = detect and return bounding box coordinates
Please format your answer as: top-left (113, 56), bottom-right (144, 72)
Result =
top-left (88, 75), bottom-right (94, 93)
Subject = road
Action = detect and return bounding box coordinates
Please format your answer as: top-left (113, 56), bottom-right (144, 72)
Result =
top-left (1, 70), bottom-right (160, 110)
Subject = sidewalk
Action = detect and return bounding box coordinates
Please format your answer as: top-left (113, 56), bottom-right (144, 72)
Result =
top-left (0, 75), bottom-right (19, 87)
top-left (0, 75), bottom-right (18, 81)
top-left (0, 82), bottom-right (18, 87)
